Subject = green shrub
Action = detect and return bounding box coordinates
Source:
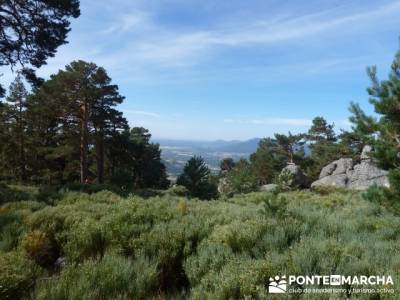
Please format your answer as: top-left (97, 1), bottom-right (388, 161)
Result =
top-left (254, 218), bottom-right (301, 254)
top-left (61, 183), bottom-right (125, 195)
top-left (22, 230), bottom-right (57, 267)
top-left (184, 241), bottom-right (234, 286)
top-left (388, 168), bottom-right (400, 195)
top-left (289, 237), bottom-right (344, 275)
top-left (0, 221), bottom-right (23, 251)
top-left (312, 185), bottom-right (350, 196)
top-left (1, 200), bottom-right (45, 212)
top-left (63, 218), bottom-right (107, 262)
top-left (0, 183), bottom-right (34, 203)
top-left (56, 190), bottom-right (121, 205)
top-left (190, 258), bottom-right (272, 299)
top-left (165, 185), bottom-right (190, 197)
top-left (0, 201), bottom-right (46, 252)
top-left (36, 186), bottom-right (63, 204)
top-left (209, 219), bottom-right (266, 253)
top-left (262, 192), bottom-right (288, 217)
top-left (362, 185), bottom-right (391, 204)
top-left (274, 169), bottom-right (294, 192)
top-left (130, 188), bottom-right (164, 198)
top-left (0, 251), bottom-right (38, 299)
top-left (1, 187), bottom-right (400, 298)
top-left (133, 221), bottom-right (191, 292)
top-left (35, 254), bottom-right (158, 300)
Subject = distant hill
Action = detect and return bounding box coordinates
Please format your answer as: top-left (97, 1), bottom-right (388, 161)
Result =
top-left (209, 138), bottom-right (261, 153)
top-left (153, 138), bottom-right (261, 176)
top-left (153, 138), bottom-right (311, 177)
top-left (153, 138), bottom-right (261, 153)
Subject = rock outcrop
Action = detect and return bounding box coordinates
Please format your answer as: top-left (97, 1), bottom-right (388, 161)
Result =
top-left (311, 146), bottom-right (390, 190)
top-left (218, 177), bottom-right (231, 195)
top-left (312, 158), bottom-right (353, 188)
top-left (281, 163), bottom-right (311, 188)
top-left (54, 257), bottom-right (67, 271)
top-left (260, 184), bottom-right (278, 192)
top-left (347, 161), bottom-right (389, 190)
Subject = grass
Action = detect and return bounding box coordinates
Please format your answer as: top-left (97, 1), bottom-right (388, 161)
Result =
top-left (0, 186), bottom-right (399, 299)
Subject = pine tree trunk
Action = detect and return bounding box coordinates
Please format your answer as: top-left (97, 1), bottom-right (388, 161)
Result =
top-left (18, 100), bottom-right (26, 181)
top-left (80, 101), bottom-right (89, 184)
top-left (96, 129), bottom-right (105, 184)
top-left (19, 129), bottom-right (26, 181)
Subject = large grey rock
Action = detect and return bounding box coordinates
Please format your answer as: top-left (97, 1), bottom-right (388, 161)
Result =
top-left (348, 161), bottom-right (390, 190)
top-left (281, 163), bottom-right (310, 188)
top-left (319, 162), bottom-right (337, 178)
top-left (311, 145), bottom-right (389, 190)
top-left (361, 145), bottom-right (373, 161)
top-left (333, 158), bottom-right (354, 176)
top-left (319, 158), bottom-right (353, 179)
top-left (218, 177), bottom-right (232, 195)
top-left (260, 184), bottom-right (278, 192)
top-left (319, 158), bottom-right (354, 179)
top-left (311, 174), bottom-right (348, 188)
top-left (54, 257), bottom-right (67, 271)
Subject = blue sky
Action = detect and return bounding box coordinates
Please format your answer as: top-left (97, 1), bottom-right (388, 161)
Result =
top-left (3, 0), bottom-right (400, 140)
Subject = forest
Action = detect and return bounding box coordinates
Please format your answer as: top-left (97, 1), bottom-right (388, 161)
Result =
top-left (1, 0), bottom-right (400, 299)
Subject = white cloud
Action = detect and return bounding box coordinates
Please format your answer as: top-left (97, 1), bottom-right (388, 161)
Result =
top-left (96, 1), bottom-right (400, 67)
top-left (122, 109), bottom-right (161, 118)
top-left (101, 11), bottom-right (151, 35)
top-left (2, 1), bottom-right (399, 88)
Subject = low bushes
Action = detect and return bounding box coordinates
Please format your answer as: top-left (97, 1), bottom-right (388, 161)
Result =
top-left (22, 230), bottom-right (57, 267)
top-left (0, 183), bottom-right (36, 204)
top-left (0, 251), bottom-right (39, 299)
top-left (190, 258), bottom-right (273, 299)
top-left (35, 254), bottom-right (158, 300)
top-left (0, 188), bottom-right (399, 298)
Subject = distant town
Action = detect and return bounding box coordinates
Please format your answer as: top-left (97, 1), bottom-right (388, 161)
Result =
top-left (155, 138), bottom-right (261, 179)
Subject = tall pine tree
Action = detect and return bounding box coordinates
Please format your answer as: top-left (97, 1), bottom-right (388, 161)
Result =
top-left (90, 67), bottom-right (127, 183)
top-left (28, 61), bottom-right (125, 183)
top-left (3, 74), bottom-right (28, 181)
top-left (350, 50), bottom-right (400, 194)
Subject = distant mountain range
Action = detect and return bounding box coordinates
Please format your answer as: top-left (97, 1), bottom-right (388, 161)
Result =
top-left (154, 138), bottom-right (261, 153)
top-left (153, 138), bottom-right (261, 177)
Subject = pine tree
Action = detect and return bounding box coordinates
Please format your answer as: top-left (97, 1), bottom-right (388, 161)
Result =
top-left (345, 102), bottom-right (378, 148)
top-left (220, 158), bottom-right (236, 173)
top-left (127, 127), bottom-right (168, 189)
top-left (305, 117), bottom-right (343, 180)
top-left (177, 156), bottom-right (217, 200)
top-left (105, 127), bottom-right (168, 189)
top-left (90, 67), bottom-right (127, 183)
top-left (4, 75), bottom-right (28, 181)
top-left (0, 0), bottom-right (80, 92)
top-left (32, 61), bottom-right (115, 183)
top-left (25, 82), bottom-right (76, 184)
top-left (274, 132), bottom-right (304, 164)
top-left (307, 117), bottom-right (336, 142)
top-left (226, 158), bottom-right (258, 194)
top-left (350, 50), bottom-right (400, 194)
top-left (367, 56), bottom-right (400, 192)
top-left (0, 100), bottom-right (10, 178)
top-left (249, 138), bottom-right (286, 185)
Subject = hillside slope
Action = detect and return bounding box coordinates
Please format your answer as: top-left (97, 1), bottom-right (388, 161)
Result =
top-left (0, 189), bottom-right (399, 299)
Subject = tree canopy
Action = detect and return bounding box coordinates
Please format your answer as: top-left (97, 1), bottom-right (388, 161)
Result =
top-left (0, 61), bottom-right (168, 190)
top-left (0, 0), bottom-right (80, 93)
top-left (349, 51), bottom-right (400, 195)
top-left (177, 156), bottom-right (217, 200)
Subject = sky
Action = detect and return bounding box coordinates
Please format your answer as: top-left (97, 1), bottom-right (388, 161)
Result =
top-left (2, 0), bottom-right (400, 140)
